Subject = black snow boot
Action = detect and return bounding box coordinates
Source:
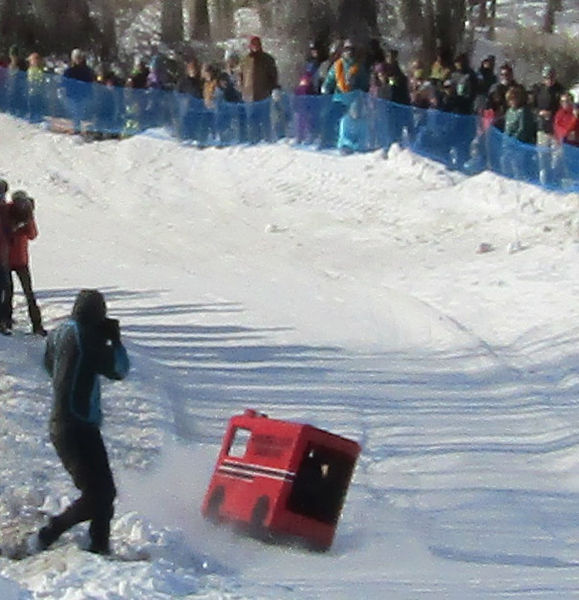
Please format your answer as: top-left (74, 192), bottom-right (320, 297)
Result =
top-left (88, 518), bottom-right (111, 555)
top-left (37, 516), bottom-right (66, 550)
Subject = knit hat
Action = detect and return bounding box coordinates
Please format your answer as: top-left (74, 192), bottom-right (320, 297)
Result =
top-left (72, 289), bottom-right (107, 325)
top-left (542, 64), bottom-right (554, 78)
top-left (71, 48), bottom-right (85, 63)
top-left (11, 190), bottom-right (29, 204)
top-left (10, 191), bottom-right (33, 222)
top-left (249, 36), bottom-right (262, 51)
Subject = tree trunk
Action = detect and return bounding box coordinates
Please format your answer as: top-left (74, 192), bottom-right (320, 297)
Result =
top-left (212, 0), bottom-right (234, 41)
top-left (423, 0), bottom-right (437, 67)
top-left (477, 0), bottom-right (487, 26)
top-left (99, 0), bottom-right (117, 60)
top-left (401, 0), bottom-right (425, 38)
top-left (161, 0), bottom-right (183, 45)
top-left (487, 0), bottom-right (496, 39)
top-left (279, 0), bottom-right (332, 46)
top-left (29, 0), bottom-right (97, 52)
top-left (255, 0), bottom-right (273, 31)
top-left (308, 0), bottom-right (333, 51)
top-left (0, 0), bottom-right (18, 42)
top-left (336, 0), bottom-right (378, 43)
top-left (542, 0), bottom-right (558, 33)
top-left (434, 0), bottom-right (466, 60)
top-left (188, 0), bottom-right (210, 41)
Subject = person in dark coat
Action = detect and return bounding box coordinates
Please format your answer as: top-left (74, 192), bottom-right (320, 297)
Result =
top-left (450, 53), bottom-right (477, 115)
top-left (474, 55), bottom-right (497, 114)
top-left (175, 57), bottom-right (203, 141)
top-left (487, 62), bottom-right (519, 114)
top-left (532, 65), bottom-right (565, 185)
top-left (127, 57), bottom-right (149, 90)
top-left (215, 72), bottom-right (244, 144)
top-left (6, 44), bottom-right (28, 117)
top-left (35, 289), bottom-right (129, 555)
top-left (0, 179), bottom-right (11, 335)
top-left (62, 49), bottom-right (95, 134)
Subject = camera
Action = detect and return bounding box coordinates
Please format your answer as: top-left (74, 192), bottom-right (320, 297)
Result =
top-left (101, 317), bottom-right (120, 343)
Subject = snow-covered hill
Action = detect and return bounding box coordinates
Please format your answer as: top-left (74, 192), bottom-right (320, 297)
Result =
top-left (1, 115), bottom-right (579, 598)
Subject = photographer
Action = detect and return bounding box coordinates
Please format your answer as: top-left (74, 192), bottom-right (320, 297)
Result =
top-left (35, 289), bottom-right (129, 555)
top-left (7, 190), bottom-right (46, 336)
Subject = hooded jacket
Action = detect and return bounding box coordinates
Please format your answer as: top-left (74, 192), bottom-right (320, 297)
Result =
top-left (9, 210), bottom-right (37, 269)
top-left (44, 290), bottom-right (129, 432)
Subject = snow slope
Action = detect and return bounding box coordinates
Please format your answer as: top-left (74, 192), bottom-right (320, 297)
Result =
top-left (1, 114), bottom-right (579, 598)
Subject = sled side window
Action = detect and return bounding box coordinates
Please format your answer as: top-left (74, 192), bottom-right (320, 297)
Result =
top-left (228, 427), bottom-right (252, 458)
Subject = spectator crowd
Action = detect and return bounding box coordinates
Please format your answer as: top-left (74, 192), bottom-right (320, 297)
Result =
top-left (0, 36), bottom-right (578, 188)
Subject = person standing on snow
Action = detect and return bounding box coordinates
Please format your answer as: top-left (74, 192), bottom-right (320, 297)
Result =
top-left (0, 179), bottom-right (12, 335)
top-left (240, 35), bottom-right (279, 143)
top-left (62, 48), bottom-right (95, 135)
top-left (319, 39), bottom-right (369, 148)
top-left (7, 190), bottom-right (46, 336)
top-left (532, 65), bottom-right (565, 186)
top-left (33, 289), bottom-right (129, 555)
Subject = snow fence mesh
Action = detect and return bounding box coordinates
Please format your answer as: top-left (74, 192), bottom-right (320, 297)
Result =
top-left (1, 68), bottom-right (577, 192)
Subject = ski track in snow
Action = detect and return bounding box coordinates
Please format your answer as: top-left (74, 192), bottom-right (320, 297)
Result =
top-left (1, 114), bottom-right (579, 597)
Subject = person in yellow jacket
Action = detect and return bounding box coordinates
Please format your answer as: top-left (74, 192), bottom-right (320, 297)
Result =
top-left (27, 52), bottom-right (46, 123)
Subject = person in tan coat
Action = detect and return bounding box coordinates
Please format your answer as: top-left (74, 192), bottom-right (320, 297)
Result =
top-left (240, 36), bottom-right (279, 143)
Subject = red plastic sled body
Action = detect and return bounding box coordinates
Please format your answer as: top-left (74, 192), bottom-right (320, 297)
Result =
top-left (201, 409), bottom-right (361, 551)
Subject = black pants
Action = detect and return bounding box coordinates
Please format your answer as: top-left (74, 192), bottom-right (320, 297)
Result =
top-left (8, 266), bottom-right (42, 330)
top-left (0, 263), bottom-right (11, 325)
top-left (48, 424), bottom-right (116, 552)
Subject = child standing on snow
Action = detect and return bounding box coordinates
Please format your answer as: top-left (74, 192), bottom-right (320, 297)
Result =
top-left (7, 190), bottom-right (46, 336)
top-left (337, 94), bottom-right (370, 154)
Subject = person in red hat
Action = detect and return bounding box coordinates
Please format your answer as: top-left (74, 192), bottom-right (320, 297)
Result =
top-left (240, 35), bottom-right (279, 142)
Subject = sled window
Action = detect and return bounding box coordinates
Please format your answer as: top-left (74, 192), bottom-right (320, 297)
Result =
top-left (287, 444), bottom-right (356, 525)
top-left (228, 427), bottom-right (252, 458)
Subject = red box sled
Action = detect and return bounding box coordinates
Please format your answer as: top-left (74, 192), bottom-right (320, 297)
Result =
top-left (201, 409), bottom-right (361, 551)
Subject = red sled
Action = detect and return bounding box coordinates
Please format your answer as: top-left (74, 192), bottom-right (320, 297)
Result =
top-left (201, 409), bottom-right (361, 551)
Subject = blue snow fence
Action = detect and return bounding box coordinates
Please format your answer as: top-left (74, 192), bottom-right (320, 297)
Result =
top-left (0, 67), bottom-right (577, 192)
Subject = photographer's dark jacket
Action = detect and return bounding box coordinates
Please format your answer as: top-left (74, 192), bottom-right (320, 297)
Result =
top-left (44, 297), bottom-right (129, 432)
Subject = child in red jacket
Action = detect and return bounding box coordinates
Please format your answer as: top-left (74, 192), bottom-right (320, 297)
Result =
top-left (553, 94), bottom-right (579, 185)
top-left (7, 190), bottom-right (46, 335)
top-left (554, 93), bottom-right (579, 145)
